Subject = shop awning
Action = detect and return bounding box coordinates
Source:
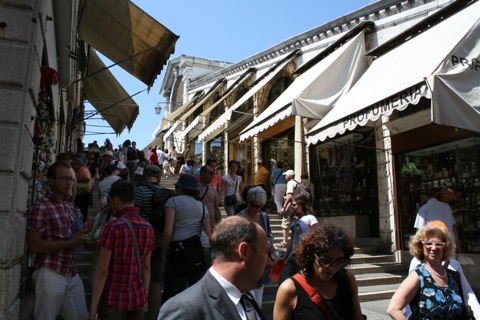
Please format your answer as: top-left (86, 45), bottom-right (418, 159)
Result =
top-left (79, 0), bottom-right (179, 88)
top-left (160, 91), bottom-right (203, 128)
top-left (178, 78), bottom-right (226, 122)
top-left (162, 120), bottom-right (179, 144)
top-left (307, 0), bottom-right (480, 145)
top-left (84, 48), bottom-right (139, 134)
top-left (239, 31), bottom-right (367, 142)
top-left (198, 69), bottom-right (255, 141)
top-left (198, 51), bottom-right (299, 142)
top-left (179, 117), bottom-right (204, 142)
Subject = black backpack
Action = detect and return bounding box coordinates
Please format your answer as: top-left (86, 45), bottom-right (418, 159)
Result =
top-left (127, 146), bottom-right (137, 161)
top-left (146, 185), bottom-right (176, 230)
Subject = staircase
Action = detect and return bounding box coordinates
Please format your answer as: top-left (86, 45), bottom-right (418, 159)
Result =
top-left (77, 175), bottom-right (406, 319)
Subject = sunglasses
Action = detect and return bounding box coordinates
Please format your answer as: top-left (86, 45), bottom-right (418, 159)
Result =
top-left (315, 254), bottom-right (349, 269)
top-left (421, 241), bottom-right (446, 249)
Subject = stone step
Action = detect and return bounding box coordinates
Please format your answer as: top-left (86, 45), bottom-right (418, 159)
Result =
top-left (358, 283), bottom-right (400, 302)
top-left (347, 262), bottom-right (404, 275)
top-left (351, 254), bottom-right (395, 264)
top-left (355, 272), bottom-right (405, 286)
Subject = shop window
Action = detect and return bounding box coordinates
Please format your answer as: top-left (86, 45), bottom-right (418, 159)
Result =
top-left (207, 136), bottom-right (224, 171)
top-left (310, 131), bottom-right (379, 224)
top-left (398, 137), bottom-right (480, 252)
top-left (264, 131), bottom-right (295, 172)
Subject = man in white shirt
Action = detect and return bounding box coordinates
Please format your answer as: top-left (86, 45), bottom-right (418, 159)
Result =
top-left (414, 187), bottom-right (461, 253)
top-left (102, 150), bottom-right (129, 180)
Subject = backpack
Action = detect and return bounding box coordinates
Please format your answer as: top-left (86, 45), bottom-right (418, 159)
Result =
top-left (294, 180), bottom-right (312, 201)
top-left (146, 185), bottom-right (176, 230)
top-left (126, 146), bottom-right (137, 161)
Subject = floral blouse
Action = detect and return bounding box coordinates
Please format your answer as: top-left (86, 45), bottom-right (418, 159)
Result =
top-left (409, 264), bottom-right (463, 319)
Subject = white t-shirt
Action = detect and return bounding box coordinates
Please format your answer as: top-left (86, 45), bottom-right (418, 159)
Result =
top-left (414, 198), bottom-right (456, 243)
top-left (156, 150), bottom-right (167, 164)
top-left (291, 214), bottom-right (318, 254)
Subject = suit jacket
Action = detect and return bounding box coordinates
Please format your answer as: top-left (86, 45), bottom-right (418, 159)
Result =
top-left (159, 270), bottom-right (242, 320)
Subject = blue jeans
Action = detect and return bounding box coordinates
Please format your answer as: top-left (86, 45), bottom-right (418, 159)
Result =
top-left (280, 255), bottom-right (299, 283)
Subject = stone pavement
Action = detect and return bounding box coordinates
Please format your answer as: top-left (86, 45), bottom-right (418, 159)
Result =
top-left (361, 299), bottom-right (391, 320)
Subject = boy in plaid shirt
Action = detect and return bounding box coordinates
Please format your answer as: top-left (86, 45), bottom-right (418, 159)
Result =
top-left (89, 180), bottom-right (155, 319)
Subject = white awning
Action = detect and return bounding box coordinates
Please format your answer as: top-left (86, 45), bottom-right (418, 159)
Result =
top-left (162, 120), bottom-right (179, 144)
top-left (160, 91), bottom-right (203, 128)
top-left (307, 1), bottom-right (480, 145)
top-left (239, 31), bottom-right (367, 142)
top-left (178, 79), bottom-right (226, 122)
top-left (198, 52), bottom-right (298, 142)
top-left (179, 116), bottom-right (204, 142)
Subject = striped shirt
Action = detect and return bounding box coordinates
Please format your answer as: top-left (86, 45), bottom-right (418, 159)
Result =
top-left (135, 183), bottom-right (162, 248)
top-left (98, 208), bottom-right (154, 311)
top-left (28, 192), bottom-right (77, 276)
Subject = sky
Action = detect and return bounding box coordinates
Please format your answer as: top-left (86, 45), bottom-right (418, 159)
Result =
top-left (84, 0), bottom-right (374, 150)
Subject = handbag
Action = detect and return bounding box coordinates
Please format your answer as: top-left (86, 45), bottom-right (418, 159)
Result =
top-left (169, 206), bottom-right (206, 276)
top-left (225, 176), bottom-right (238, 205)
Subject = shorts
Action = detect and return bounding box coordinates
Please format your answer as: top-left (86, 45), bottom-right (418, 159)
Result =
top-left (281, 207), bottom-right (293, 229)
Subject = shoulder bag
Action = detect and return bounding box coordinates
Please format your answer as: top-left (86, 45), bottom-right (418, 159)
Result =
top-left (169, 205), bottom-right (206, 276)
top-left (119, 217), bottom-right (142, 273)
top-left (225, 176), bottom-right (238, 205)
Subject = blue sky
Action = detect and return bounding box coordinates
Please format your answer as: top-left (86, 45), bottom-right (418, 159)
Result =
top-left (84, 0), bottom-right (373, 150)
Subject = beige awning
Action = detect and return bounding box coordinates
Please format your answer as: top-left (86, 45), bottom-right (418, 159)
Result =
top-left (84, 48), bottom-right (139, 134)
top-left (178, 79), bottom-right (226, 122)
top-left (160, 91), bottom-right (203, 128)
top-left (79, 0), bottom-right (179, 88)
top-left (200, 69), bottom-right (255, 118)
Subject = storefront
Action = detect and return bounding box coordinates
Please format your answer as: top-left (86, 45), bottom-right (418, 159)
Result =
top-left (309, 129), bottom-right (380, 238)
top-left (393, 124), bottom-right (480, 252)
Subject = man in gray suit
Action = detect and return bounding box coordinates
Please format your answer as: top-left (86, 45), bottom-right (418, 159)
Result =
top-left (159, 216), bottom-right (273, 319)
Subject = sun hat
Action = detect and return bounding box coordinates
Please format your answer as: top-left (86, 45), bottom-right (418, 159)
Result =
top-left (102, 150), bottom-right (114, 157)
top-left (175, 173), bottom-right (199, 191)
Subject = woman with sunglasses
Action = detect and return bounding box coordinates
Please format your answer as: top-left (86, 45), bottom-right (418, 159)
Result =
top-left (274, 222), bottom-right (363, 320)
top-left (236, 186), bottom-right (274, 306)
top-left (277, 194), bottom-right (318, 283)
top-left (387, 223), bottom-right (465, 319)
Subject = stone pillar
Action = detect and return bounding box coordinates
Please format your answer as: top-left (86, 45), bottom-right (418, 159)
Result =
top-left (0, 0), bottom-right (44, 318)
top-left (376, 116), bottom-right (396, 253)
top-left (294, 116), bottom-right (305, 177)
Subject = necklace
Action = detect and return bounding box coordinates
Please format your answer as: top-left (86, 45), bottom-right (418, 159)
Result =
top-left (423, 263), bottom-right (447, 278)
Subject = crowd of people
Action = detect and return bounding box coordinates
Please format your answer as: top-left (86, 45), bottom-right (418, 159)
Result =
top-left (26, 142), bottom-right (479, 320)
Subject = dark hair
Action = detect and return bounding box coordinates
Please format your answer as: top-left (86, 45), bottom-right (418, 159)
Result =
top-left (276, 161), bottom-right (283, 169)
top-left (296, 223), bottom-right (354, 277)
top-left (294, 194), bottom-right (313, 214)
top-left (109, 180), bottom-right (135, 203)
top-left (206, 158), bottom-right (217, 165)
top-left (47, 162), bottom-right (72, 179)
top-left (228, 160), bottom-right (237, 168)
top-left (56, 153), bottom-right (69, 163)
top-left (210, 217), bottom-right (258, 262)
top-left (200, 165), bottom-right (213, 174)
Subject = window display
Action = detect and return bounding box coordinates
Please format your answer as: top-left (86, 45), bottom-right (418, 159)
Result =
top-left (310, 131), bottom-right (379, 223)
top-left (398, 137), bottom-right (480, 252)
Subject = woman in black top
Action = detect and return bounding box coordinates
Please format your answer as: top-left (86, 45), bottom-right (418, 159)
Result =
top-left (273, 223), bottom-right (363, 320)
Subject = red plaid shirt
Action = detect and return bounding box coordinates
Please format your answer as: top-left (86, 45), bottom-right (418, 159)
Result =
top-left (98, 207), bottom-right (155, 311)
top-left (28, 192), bottom-right (77, 276)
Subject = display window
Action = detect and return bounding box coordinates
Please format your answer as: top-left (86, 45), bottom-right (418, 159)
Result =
top-left (206, 136), bottom-right (224, 171)
top-left (309, 131), bottom-right (379, 231)
top-left (398, 137), bottom-right (480, 252)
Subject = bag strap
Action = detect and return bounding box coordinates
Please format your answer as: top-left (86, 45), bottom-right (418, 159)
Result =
top-left (120, 217), bottom-right (142, 273)
top-left (274, 172), bottom-right (281, 185)
top-left (292, 273), bottom-right (333, 320)
top-left (199, 205), bottom-right (205, 237)
top-left (200, 186), bottom-right (209, 201)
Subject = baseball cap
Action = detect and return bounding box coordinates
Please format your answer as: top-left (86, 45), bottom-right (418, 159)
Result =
top-left (145, 165), bottom-right (161, 177)
top-left (257, 159), bottom-right (263, 164)
top-left (283, 170), bottom-right (295, 177)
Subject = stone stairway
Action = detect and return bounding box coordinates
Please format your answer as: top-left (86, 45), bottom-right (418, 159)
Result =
top-left (77, 176), bottom-right (405, 319)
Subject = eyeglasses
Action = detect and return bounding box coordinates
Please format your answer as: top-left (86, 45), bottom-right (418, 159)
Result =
top-left (55, 177), bottom-right (75, 183)
top-left (249, 202), bottom-right (263, 209)
top-left (421, 241), bottom-right (446, 249)
top-left (315, 254), bottom-right (349, 269)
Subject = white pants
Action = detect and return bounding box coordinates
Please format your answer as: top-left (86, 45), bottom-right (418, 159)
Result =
top-left (33, 267), bottom-right (88, 320)
top-left (274, 184), bottom-right (287, 212)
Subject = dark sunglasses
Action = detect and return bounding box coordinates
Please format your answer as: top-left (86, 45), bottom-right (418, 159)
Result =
top-left (315, 254), bottom-right (349, 269)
